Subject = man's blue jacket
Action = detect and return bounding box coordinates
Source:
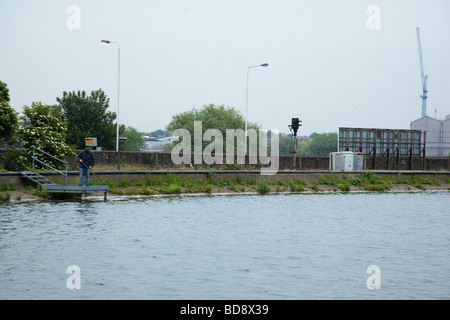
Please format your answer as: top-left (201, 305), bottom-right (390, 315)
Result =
top-left (76, 150), bottom-right (95, 168)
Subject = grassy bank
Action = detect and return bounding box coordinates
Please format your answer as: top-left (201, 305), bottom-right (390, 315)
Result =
top-left (56, 172), bottom-right (450, 197)
top-left (1, 172), bottom-right (448, 203)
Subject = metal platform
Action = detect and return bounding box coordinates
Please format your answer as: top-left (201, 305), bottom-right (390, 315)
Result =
top-left (44, 184), bottom-right (109, 201)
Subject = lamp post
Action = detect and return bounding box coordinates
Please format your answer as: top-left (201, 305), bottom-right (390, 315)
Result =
top-left (245, 63), bottom-right (269, 155)
top-left (101, 39), bottom-right (121, 169)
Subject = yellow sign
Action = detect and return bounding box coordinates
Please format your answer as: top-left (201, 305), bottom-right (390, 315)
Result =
top-left (84, 137), bottom-right (97, 147)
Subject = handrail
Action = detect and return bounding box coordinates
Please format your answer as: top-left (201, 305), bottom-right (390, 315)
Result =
top-left (32, 146), bottom-right (68, 185)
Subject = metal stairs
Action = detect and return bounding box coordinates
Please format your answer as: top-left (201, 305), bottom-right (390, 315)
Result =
top-left (20, 146), bottom-right (68, 186)
top-left (20, 171), bottom-right (56, 186)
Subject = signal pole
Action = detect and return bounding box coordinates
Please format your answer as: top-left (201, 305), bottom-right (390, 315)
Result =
top-left (290, 118), bottom-right (302, 169)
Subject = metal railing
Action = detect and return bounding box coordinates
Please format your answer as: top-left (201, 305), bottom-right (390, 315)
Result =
top-left (32, 146), bottom-right (68, 185)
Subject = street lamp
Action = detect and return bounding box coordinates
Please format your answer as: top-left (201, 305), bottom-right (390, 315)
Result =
top-left (101, 39), bottom-right (121, 168)
top-left (245, 63), bottom-right (269, 154)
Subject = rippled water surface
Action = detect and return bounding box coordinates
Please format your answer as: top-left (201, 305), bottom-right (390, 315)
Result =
top-left (0, 192), bottom-right (449, 299)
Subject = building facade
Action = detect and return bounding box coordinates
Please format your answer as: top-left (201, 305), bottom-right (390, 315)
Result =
top-left (411, 115), bottom-right (450, 157)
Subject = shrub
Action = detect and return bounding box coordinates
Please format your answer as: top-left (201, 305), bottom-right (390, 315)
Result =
top-left (364, 184), bottom-right (390, 192)
top-left (0, 149), bottom-right (27, 171)
top-left (338, 183), bottom-right (350, 192)
top-left (256, 181), bottom-right (271, 194)
top-left (0, 183), bottom-right (15, 191)
top-left (0, 192), bottom-right (11, 203)
top-left (160, 184), bottom-right (182, 194)
top-left (290, 183), bottom-right (304, 192)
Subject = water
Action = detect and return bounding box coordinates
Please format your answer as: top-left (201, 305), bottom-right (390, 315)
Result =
top-left (0, 192), bottom-right (449, 300)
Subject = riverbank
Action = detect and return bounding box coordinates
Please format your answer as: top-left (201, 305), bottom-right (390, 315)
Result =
top-left (1, 170), bottom-right (449, 202)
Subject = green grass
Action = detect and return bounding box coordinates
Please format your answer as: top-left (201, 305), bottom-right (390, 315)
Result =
top-left (337, 183), bottom-right (351, 192)
top-left (315, 172), bottom-right (440, 192)
top-left (0, 183), bottom-right (15, 192)
top-left (58, 171), bottom-right (446, 197)
top-left (364, 184), bottom-right (390, 192)
top-left (256, 180), bottom-right (271, 194)
top-left (33, 185), bottom-right (49, 198)
top-left (0, 192), bottom-right (11, 203)
top-left (160, 184), bottom-right (182, 194)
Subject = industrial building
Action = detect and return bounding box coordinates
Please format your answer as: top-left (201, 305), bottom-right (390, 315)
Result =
top-left (408, 28), bottom-right (449, 158)
top-left (338, 127), bottom-right (426, 170)
top-left (411, 115), bottom-right (450, 157)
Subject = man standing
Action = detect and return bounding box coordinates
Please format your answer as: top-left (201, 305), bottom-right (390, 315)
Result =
top-left (77, 145), bottom-right (95, 186)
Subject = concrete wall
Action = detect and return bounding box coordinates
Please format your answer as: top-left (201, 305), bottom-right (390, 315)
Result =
top-left (2, 170), bottom-right (450, 190)
top-left (67, 151), bottom-right (448, 171)
top-left (1, 148), bottom-right (449, 172)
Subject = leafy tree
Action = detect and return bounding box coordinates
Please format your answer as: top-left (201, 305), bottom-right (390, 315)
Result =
top-left (19, 102), bottom-right (74, 169)
top-left (56, 89), bottom-right (117, 150)
top-left (278, 135), bottom-right (302, 156)
top-left (0, 101), bottom-right (18, 146)
top-left (0, 81), bottom-right (18, 146)
top-left (0, 80), bottom-right (10, 103)
top-left (119, 124), bottom-right (146, 151)
top-left (300, 132), bottom-right (337, 156)
top-left (166, 103), bottom-right (260, 153)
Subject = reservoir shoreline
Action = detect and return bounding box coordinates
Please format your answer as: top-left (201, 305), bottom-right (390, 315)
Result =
top-left (1, 170), bottom-right (449, 202)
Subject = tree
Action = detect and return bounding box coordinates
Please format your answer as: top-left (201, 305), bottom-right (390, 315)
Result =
top-left (278, 135), bottom-right (302, 156)
top-left (300, 132), bottom-right (337, 156)
top-left (56, 89), bottom-right (117, 150)
top-left (0, 80), bottom-right (11, 103)
top-left (166, 103), bottom-right (260, 153)
top-left (19, 102), bottom-right (74, 169)
top-left (119, 124), bottom-right (146, 151)
top-left (0, 81), bottom-right (18, 146)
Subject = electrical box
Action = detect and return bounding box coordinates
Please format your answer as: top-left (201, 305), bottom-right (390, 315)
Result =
top-left (330, 152), bottom-right (366, 171)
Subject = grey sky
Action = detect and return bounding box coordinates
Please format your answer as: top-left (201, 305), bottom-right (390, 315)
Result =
top-left (1, 0), bottom-right (449, 136)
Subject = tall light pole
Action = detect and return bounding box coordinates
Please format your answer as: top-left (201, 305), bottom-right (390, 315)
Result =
top-left (101, 40), bottom-right (121, 168)
top-left (245, 63), bottom-right (268, 154)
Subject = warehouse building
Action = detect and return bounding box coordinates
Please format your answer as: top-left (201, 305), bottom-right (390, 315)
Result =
top-left (410, 115), bottom-right (450, 157)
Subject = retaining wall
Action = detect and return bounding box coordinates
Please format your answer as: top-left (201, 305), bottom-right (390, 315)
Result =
top-left (1, 149), bottom-right (449, 172)
top-left (2, 170), bottom-right (450, 189)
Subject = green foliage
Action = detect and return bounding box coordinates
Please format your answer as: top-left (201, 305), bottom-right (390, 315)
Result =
top-left (56, 89), bottom-right (116, 150)
top-left (33, 185), bottom-right (49, 198)
top-left (0, 80), bottom-right (10, 103)
top-left (0, 183), bottom-right (15, 191)
top-left (0, 148), bottom-right (27, 171)
top-left (0, 81), bottom-right (18, 146)
top-left (278, 135), bottom-right (301, 156)
top-left (0, 101), bottom-right (18, 146)
top-left (119, 124), bottom-right (146, 151)
top-left (165, 103), bottom-right (261, 154)
top-left (160, 184), bottom-right (182, 194)
top-left (337, 183), bottom-right (350, 192)
top-left (364, 184), bottom-right (390, 192)
top-left (315, 172), bottom-right (439, 192)
top-left (0, 192), bottom-right (11, 203)
top-left (256, 180), bottom-right (271, 194)
top-left (300, 132), bottom-right (338, 156)
top-left (19, 102), bottom-right (74, 169)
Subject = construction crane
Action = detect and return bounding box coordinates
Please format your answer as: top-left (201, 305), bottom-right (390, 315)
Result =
top-left (416, 27), bottom-right (428, 118)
